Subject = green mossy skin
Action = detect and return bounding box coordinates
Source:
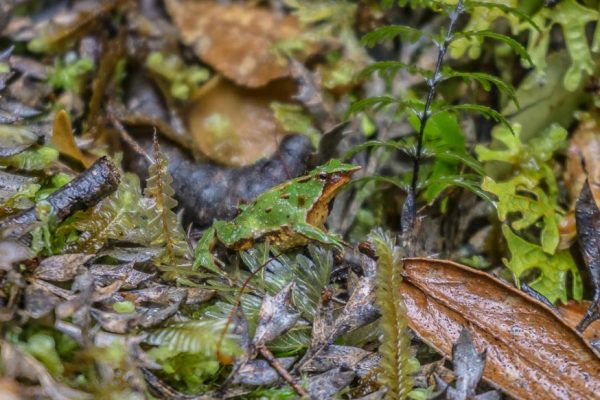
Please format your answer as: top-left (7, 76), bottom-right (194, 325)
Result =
top-left (193, 160), bottom-right (359, 271)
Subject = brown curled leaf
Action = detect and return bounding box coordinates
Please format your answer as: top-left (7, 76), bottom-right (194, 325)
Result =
top-left (51, 110), bottom-right (94, 167)
top-left (400, 258), bottom-right (600, 400)
top-left (165, 0), bottom-right (304, 87)
top-left (188, 77), bottom-right (295, 167)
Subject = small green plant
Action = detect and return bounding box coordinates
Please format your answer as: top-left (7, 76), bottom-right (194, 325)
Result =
top-left (371, 229), bottom-right (418, 399)
top-left (450, 0), bottom-right (600, 91)
top-left (476, 124), bottom-right (582, 303)
top-left (145, 51), bottom-right (209, 100)
top-left (47, 52), bottom-right (95, 93)
top-left (347, 0), bottom-right (529, 233)
top-left (145, 138), bottom-right (191, 267)
top-left (145, 319), bottom-right (239, 392)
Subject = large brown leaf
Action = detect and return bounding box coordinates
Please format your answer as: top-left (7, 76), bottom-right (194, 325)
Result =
top-left (166, 0), bottom-right (303, 88)
top-left (400, 258), bottom-right (600, 400)
top-left (187, 77), bottom-right (295, 166)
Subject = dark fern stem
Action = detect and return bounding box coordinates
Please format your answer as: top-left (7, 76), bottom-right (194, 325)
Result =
top-left (401, 0), bottom-right (465, 237)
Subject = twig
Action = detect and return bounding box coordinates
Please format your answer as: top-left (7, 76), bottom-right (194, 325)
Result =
top-left (257, 344), bottom-right (308, 398)
top-left (107, 103), bottom-right (152, 163)
top-left (215, 252), bottom-right (283, 363)
top-left (1, 156), bottom-right (120, 239)
top-left (402, 0), bottom-right (465, 234)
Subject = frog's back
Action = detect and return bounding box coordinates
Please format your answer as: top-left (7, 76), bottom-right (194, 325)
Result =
top-left (217, 176), bottom-right (324, 248)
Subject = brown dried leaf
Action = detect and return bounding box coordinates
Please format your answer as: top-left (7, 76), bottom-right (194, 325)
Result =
top-left (34, 254), bottom-right (94, 282)
top-left (166, 0), bottom-right (303, 87)
top-left (400, 258), bottom-right (600, 400)
top-left (231, 357), bottom-right (295, 386)
top-left (300, 345), bottom-right (373, 374)
top-left (188, 77), bottom-right (295, 167)
top-left (89, 262), bottom-right (155, 290)
top-left (330, 276), bottom-right (379, 340)
top-left (51, 110), bottom-right (94, 168)
top-left (252, 282), bottom-right (300, 349)
top-left (307, 368), bottom-right (355, 400)
top-left (564, 115), bottom-right (600, 206)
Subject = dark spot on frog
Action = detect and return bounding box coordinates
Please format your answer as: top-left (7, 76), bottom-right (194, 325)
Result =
top-left (298, 196), bottom-right (306, 207)
top-left (280, 193), bottom-right (290, 200)
top-left (265, 207), bottom-right (272, 213)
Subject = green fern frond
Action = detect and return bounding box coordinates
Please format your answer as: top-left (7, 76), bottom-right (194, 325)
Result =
top-left (453, 30), bottom-right (532, 64)
top-left (144, 139), bottom-right (191, 266)
top-left (370, 229), bottom-right (414, 399)
top-left (58, 173), bottom-right (150, 253)
top-left (146, 319), bottom-right (239, 357)
top-left (464, 1), bottom-right (540, 31)
top-left (442, 68), bottom-right (518, 108)
top-left (437, 103), bottom-right (513, 133)
top-left (361, 25), bottom-right (428, 48)
top-left (359, 61), bottom-right (431, 80)
top-left (347, 96), bottom-right (398, 115)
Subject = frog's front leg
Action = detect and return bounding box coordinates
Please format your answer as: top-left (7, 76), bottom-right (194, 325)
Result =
top-left (193, 226), bottom-right (219, 272)
top-left (292, 222), bottom-right (345, 251)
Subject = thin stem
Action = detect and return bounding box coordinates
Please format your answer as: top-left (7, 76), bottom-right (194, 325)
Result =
top-left (404, 0), bottom-right (464, 232)
top-left (258, 345), bottom-right (309, 397)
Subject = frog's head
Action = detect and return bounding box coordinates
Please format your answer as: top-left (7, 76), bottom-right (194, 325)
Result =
top-left (313, 159), bottom-right (360, 199)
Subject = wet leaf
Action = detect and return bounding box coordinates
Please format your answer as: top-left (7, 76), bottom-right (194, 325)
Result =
top-left (300, 345), bottom-right (373, 373)
top-left (166, 0), bottom-right (304, 87)
top-left (252, 282), bottom-right (301, 349)
top-left (51, 110), bottom-right (94, 167)
top-left (329, 275), bottom-right (379, 340)
top-left (298, 275), bottom-right (378, 372)
top-left (231, 357), bottom-right (295, 386)
top-left (89, 262), bottom-right (155, 290)
top-left (574, 180), bottom-right (600, 332)
top-left (0, 124), bottom-right (40, 157)
top-left (399, 258), bottom-right (600, 399)
top-left (445, 328), bottom-right (496, 400)
top-left (307, 368), bottom-right (355, 400)
top-left (188, 77), bottom-right (295, 167)
top-left (34, 254), bottom-right (94, 282)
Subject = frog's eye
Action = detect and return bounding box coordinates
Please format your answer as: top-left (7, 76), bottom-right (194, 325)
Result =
top-left (317, 172), bottom-right (328, 180)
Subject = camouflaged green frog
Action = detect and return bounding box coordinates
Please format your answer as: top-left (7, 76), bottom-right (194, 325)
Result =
top-left (193, 159), bottom-right (360, 270)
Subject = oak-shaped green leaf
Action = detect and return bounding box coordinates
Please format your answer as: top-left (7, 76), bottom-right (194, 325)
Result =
top-left (476, 123), bottom-right (566, 197)
top-left (502, 225), bottom-right (582, 304)
top-left (482, 176), bottom-right (559, 254)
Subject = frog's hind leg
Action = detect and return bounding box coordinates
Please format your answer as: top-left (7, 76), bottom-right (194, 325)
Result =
top-left (193, 226), bottom-right (219, 272)
top-left (292, 222), bottom-right (345, 251)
